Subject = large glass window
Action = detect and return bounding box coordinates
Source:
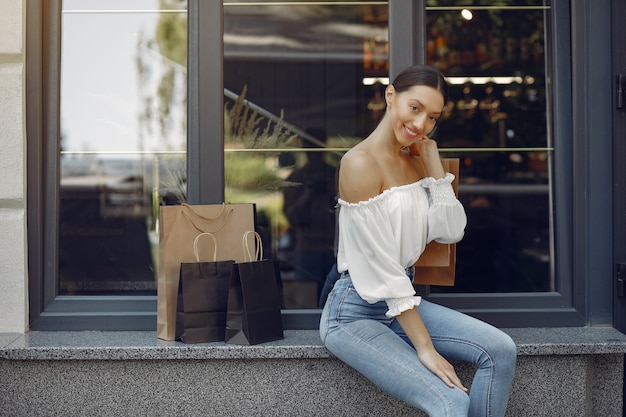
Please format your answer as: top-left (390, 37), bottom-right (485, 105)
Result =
top-left (57, 0), bottom-right (553, 303)
top-left (425, 2), bottom-right (553, 293)
top-left (59, 0), bottom-right (187, 295)
top-left (32, 0), bottom-right (571, 330)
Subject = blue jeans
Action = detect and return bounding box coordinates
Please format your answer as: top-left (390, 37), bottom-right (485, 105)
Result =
top-left (319, 273), bottom-right (516, 417)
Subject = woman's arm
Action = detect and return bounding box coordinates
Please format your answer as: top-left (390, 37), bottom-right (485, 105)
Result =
top-left (395, 308), bottom-right (468, 392)
top-left (410, 138), bottom-right (467, 244)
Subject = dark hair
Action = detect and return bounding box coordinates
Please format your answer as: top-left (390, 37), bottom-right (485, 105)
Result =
top-left (391, 65), bottom-right (448, 103)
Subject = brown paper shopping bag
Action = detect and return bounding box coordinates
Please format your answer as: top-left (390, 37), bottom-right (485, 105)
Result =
top-left (413, 158), bottom-right (460, 286)
top-left (157, 203), bottom-right (255, 340)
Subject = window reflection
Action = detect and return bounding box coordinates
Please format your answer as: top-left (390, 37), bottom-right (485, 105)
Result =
top-left (224, 1), bottom-right (554, 302)
top-left (59, 0), bottom-right (187, 294)
top-left (224, 1), bottom-right (386, 308)
top-left (425, 2), bottom-right (553, 293)
top-left (57, 0), bottom-right (554, 302)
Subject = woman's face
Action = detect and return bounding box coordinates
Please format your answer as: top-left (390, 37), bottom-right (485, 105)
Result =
top-left (385, 84), bottom-right (444, 148)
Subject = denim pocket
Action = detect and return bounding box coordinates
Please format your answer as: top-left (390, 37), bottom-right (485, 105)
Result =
top-left (335, 285), bottom-right (389, 324)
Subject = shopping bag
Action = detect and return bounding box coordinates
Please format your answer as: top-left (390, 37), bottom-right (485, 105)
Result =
top-left (413, 244), bottom-right (457, 286)
top-left (157, 203), bottom-right (256, 341)
top-left (225, 231), bottom-right (284, 345)
top-left (176, 233), bottom-right (234, 344)
top-left (413, 158), bottom-right (459, 286)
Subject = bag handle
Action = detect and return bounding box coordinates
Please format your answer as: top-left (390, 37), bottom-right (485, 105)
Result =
top-left (193, 232), bottom-right (218, 262)
top-left (242, 230), bottom-right (263, 262)
top-left (182, 202), bottom-right (226, 220)
top-left (182, 207), bottom-right (234, 234)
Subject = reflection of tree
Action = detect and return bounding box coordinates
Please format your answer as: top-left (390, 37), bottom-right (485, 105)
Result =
top-left (135, 1), bottom-right (295, 201)
top-left (224, 85), bottom-right (297, 192)
top-left (135, 0), bottom-right (187, 148)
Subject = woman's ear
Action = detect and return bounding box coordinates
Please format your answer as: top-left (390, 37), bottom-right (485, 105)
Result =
top-left (385, 84), bottom-right (395, 106)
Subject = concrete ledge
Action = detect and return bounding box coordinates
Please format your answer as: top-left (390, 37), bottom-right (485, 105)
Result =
top-left (2, 327), bottom-right (626, 360)
top-left (1, 328), bottom-right (626, 417)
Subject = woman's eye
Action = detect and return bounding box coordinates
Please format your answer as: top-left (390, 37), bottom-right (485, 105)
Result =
top-left (411, 105), bottom-right (419, 111)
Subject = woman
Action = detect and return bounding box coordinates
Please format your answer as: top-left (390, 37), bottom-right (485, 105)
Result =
top-left (319, 65), bottom-right (516, 417)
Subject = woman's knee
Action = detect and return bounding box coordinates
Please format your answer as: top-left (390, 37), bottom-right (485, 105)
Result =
top-left (466, 329), bottom-right (516, 371)
top-left (495, 332), bottom-right (517, 362)
top-left (482, 331), bottom-right (517, 373)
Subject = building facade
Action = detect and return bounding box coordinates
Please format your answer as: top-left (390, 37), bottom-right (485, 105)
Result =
top-left (0, 0), bottom-right (28, 333)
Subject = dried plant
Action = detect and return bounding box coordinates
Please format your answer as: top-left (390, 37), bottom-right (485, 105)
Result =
top-left (224, 85), bottom-right (298, 192)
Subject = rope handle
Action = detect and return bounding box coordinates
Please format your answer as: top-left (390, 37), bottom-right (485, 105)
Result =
top-left (182, 202), bottom-right (226, 220)
top-left (193, 232), bottom-right (218, 262)
top-left (182, 207), bottom-right (234, 234)
top-left (242, 230), bottom-right (263, 262)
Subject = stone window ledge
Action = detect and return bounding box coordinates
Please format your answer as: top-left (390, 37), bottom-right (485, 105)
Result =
top-left (2, 327), bottom-right (626, 361)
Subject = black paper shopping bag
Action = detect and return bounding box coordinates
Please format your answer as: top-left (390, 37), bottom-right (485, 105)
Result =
top-left (176, 233), bottom-right (234, 344)
top-left (225, 231), bottom-right (284, 345)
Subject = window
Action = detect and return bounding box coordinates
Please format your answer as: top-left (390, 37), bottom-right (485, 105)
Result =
top-left (425, 3), bottom-right (553, 294)
top-left (28, 0), bottom-right (590, 330)
top-left (219, 1), bottom-right (573, 327)
top-left (223, 1), bottom-right (389, 310)
top-left (28, 0), bottom-right (188, 329)
top-left (58, 0), bottom-right (187, 297)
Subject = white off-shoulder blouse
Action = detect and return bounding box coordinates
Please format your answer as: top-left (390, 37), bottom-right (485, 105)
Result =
top-left (336, 173), bottom-right (467, 317)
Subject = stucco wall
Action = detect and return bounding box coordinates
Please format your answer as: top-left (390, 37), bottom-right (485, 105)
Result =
top-left (0, 0), bottom-right (28, 333)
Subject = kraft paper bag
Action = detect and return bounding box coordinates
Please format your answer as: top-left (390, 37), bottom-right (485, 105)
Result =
top-left (176, 233), bottom-right (234, 344)
top-left (413, 158), bottom-right (459, 286)
top-left (225, 231), bottom-right (284, 345)
top-left (157, 203), bottom-right (255, 341)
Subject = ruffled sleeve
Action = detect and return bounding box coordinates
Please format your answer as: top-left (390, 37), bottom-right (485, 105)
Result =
top-left (421, 173), bottom-right (467, 244)
top-left (385, 296), bottom-right (422, 318)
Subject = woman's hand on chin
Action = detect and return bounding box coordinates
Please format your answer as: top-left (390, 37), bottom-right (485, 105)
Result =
top-left (408, 137), bottom-right (445, 179)
top-left (408, 136), bottom-right (436, 157)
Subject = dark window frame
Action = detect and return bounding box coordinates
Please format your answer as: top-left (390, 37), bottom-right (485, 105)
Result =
top-left (26, 0), bottom-right (613, 330)
top-left (613, 0), bottom-right (626, 335)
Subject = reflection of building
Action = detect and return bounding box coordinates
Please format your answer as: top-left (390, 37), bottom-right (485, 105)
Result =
top-left (362, 4), bottom-right (388, 75)
top-left (59, 173), bottom-right (154, 295)
top-left (367, 81), bottom-right (386, 126)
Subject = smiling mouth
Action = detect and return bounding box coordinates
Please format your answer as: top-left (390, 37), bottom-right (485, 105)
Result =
top-left (404, 125), bottom-right (419, 137)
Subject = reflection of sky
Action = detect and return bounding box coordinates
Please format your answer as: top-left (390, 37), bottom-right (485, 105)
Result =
top-left (61, 0), bottom-right (183, 154)
top-left (60, 1), bottom-right (386, 154)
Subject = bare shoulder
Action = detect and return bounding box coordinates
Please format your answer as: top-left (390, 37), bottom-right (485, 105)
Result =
top-left (338, 148), bottom-right (383, 203)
